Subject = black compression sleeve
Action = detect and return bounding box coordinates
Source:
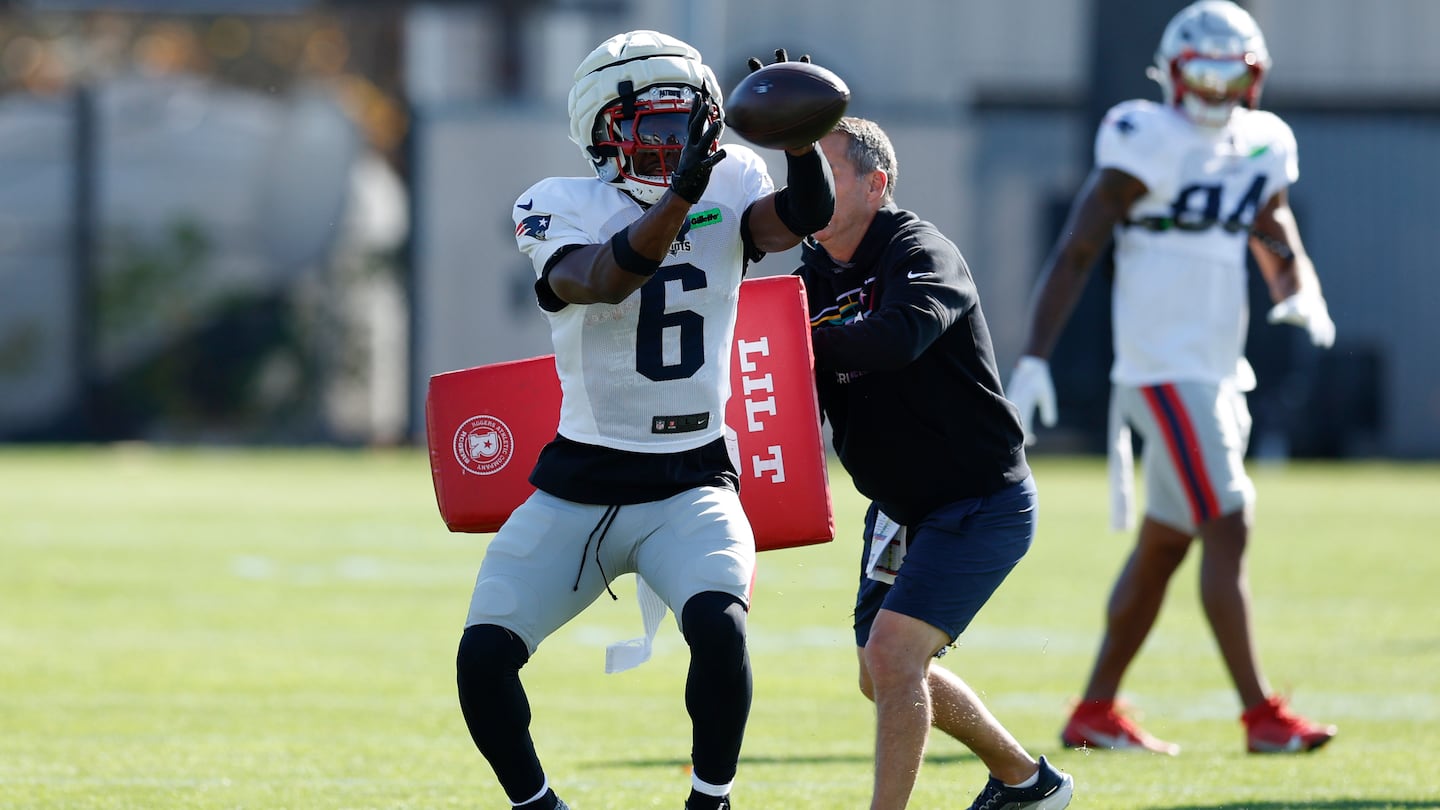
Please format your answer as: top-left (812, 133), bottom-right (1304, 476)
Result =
top-left (534, 244), bottom-right (583, 312)
top-left (774, 147), bottom-right (836, 236)
top-left (610, 226), bottom-right (662, 277)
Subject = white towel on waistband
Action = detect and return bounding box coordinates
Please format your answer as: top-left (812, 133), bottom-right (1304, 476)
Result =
top-left (605, 575), bottom-right (669, 673)
top-left (1108, 391), bottom-right (1136, 533)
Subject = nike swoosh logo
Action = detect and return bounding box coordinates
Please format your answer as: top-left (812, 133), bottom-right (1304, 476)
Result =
top-left (907, 270), bottom-right (927, 279)
top-left (1072, 726), bottom-right (1133, 750)
top-left (1070, 723), bottom-right (1178, 754)
top-left (1252, 734), bottom-right (1303, 753)
top-left (517, 199), bottom-right (534, 210)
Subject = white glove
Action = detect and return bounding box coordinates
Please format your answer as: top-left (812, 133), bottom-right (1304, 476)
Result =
top-left (1267, 291), bottom-right (1335, 349)
top-left (1006, 356), bottom-right (1057, 446)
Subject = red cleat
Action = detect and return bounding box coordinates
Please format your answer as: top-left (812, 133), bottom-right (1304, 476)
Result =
top-left (1242, 695), bottom-right (1337, 753)
top-left (1061, 699), bottom-right (1180, 755)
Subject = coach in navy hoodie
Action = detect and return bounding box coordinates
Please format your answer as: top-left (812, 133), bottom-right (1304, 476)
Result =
top-left (795, 117), bottom-right (1073, 810)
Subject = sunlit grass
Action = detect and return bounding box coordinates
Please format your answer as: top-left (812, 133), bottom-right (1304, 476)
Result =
top-left (2, 446), bottom-right (1437, 809)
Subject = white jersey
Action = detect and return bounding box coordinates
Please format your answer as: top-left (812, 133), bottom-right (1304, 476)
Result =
top-left (512, 144), bottom-right (774, 453)
top-left (1096, 100), bottom-right (1298, 386)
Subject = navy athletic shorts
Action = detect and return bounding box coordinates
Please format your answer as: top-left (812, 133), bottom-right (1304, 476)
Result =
top-left (853, 475), bottom-right (1037, 649)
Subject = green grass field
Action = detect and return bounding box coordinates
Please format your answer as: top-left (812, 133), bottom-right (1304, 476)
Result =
top-left (2, 446), bottom-right (1438, 809)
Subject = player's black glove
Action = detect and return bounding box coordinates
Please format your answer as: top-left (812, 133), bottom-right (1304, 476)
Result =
top-left (745, 48), bottom-right (812, 72)
top-left (669, 95), bottom-right (726, 205)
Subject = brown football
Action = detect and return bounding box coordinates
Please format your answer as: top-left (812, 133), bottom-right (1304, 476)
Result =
top-left (725, 61), bottom-right (850, 150)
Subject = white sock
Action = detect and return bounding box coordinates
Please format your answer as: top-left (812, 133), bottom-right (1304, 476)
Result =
top-left (691, 773), bottom-right (733, 797)
top-left (1004, 769), bottom-right (1039, 789)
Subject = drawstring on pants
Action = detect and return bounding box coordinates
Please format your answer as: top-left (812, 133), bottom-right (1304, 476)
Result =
top-left (573, 504), bottom-right (621, 600)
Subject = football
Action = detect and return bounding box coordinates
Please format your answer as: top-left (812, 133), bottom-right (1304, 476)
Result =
top-left (724, 61), bottom-right (850, 150)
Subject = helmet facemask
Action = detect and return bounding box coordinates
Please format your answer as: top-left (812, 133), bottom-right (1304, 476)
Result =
top-left (588, 84), bottom-right (714, 204)
top-left (567, 30), bottom-right (722, 205)
top-left (1172, 52), bottom-right (1264, 127)
top-left (1148, 0), bottom-right (1270, 128)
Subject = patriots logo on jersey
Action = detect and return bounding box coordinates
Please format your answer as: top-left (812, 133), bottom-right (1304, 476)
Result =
top-left (516, 214), bottom-right (551, 240)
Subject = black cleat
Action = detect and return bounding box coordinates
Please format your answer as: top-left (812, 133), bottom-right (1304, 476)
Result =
top-left (965, 756), bottom-right (1074, 810)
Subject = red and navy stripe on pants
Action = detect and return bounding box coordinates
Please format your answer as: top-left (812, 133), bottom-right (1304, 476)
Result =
top-left (1141, 383), bottom-right (1222, 525)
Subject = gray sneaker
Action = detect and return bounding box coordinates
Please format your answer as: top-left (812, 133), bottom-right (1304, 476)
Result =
top-left (965, 756), bottom-right (1073, 810)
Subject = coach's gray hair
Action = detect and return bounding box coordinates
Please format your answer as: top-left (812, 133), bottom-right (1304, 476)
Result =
top-left (832, 116), bottom-right (897, 204)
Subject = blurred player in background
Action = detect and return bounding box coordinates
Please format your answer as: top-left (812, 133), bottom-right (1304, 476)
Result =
top-left (799, 117), bottom-right (1073, 810)
top-left (1006, 0), bottom-right (1338, 755)
top-left (454, 31), bottom-right (834, 810)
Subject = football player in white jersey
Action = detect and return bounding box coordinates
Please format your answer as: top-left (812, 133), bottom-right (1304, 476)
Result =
top-left (456, 33), bottom-right (835, 810)
top-left (1006, 1), bottom-right (1338, 756)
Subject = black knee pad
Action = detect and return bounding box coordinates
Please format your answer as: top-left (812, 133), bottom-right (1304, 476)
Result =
top-left (680, 591), bottom-right (748, 655)
top-left (456, 623), bottom-right (530, 684)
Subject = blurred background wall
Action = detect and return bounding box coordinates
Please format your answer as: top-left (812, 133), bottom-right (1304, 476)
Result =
top-left (2, 0), bottom-right (1436, 457)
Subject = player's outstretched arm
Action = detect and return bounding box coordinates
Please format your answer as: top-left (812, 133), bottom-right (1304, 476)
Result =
top-left (1252, 189), bottom-right (1335, 348)
top-left (1008, 166), bottom-right (1145, 439)
top-left (546, 99), bottom-right (724, 306)
top-left (1020, 167), bottom-right (1145, 361)
top-left (734, 49), bottom-right (838, 253)
top-left (747, 142), bottom-right (835, 253)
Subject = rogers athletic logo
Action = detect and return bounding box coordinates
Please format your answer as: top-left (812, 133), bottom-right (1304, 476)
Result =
top-left (453, 415), bottom-right (514, 476)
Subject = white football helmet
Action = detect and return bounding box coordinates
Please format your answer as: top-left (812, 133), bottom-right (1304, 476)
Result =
top-left (1148, 0), bottom-right (1271, 128)
top-left (567, 30), bottom-right (722, 205)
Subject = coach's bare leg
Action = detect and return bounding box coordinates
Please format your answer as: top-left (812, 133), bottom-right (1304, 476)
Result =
top-left (1196, 509), bottom-right (1269, 710)
top-left (1080, 516), bottom-right (1192, 701)
top-left (859, 609), bottom-right (1035, 810)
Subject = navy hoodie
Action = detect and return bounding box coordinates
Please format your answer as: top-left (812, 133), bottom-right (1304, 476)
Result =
top-left (796, 205), bottom-right (1029, 525)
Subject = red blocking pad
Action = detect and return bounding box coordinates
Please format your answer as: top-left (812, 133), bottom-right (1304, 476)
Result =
top-left (425, 354), bottom-right (562, 536)
top-left (722, 275), bottom-right (834, 548)
top-left (425, 274), bottom-right (834, 551)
